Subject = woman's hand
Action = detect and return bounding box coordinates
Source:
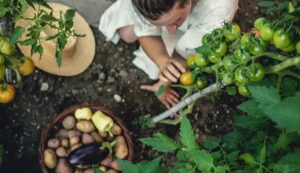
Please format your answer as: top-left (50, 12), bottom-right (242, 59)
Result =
top-left (159, 55), bottom-right (187, 83)
top-left (140, 80), bottom-right (180, 109)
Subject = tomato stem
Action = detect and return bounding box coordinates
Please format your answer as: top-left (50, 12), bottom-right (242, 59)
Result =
top-left (266, 56), bottom-right (300, 73)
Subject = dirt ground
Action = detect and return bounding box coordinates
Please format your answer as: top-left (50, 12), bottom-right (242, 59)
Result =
top-left (0, 0), bottom-right (263, 172)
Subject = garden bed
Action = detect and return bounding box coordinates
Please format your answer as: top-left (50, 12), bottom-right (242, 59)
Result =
top-left (0, 0), bottom-right (263, 172)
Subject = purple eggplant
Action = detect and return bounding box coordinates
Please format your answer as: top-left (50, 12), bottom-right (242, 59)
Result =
top-left (67, 142), bottom-right (109, 167)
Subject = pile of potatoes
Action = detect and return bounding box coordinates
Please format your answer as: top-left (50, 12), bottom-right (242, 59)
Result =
top-left (43, 107), bottom-right (129, 173)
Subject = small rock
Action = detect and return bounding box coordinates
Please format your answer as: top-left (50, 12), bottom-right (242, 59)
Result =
top-left (99, 72), bottom-right (106, 80)
top-left (114, 94), bottom-right (122, 102)
top-left (107, 76), bottom-right (115, 83)
top-left (119, 70), bottom-right (128, 77)
top-left (40, 82), bottom-right (49, 91)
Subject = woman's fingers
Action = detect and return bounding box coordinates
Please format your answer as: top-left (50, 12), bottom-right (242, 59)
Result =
top-left (140, 84), bottom-right (155, 92)
top-left (162, 69), bottom-right (177, 83)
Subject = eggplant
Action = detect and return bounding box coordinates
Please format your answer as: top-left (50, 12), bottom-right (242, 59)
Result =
top-left (67, 142), bottom-right (109, 167)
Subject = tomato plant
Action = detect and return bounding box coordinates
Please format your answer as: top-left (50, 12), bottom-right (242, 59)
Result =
top-left (18, 57), bottom-right (35, 76)
top-left (180, 71), bottom-right (195, 86)
top-left (273, 29), bottom-right (292, 49)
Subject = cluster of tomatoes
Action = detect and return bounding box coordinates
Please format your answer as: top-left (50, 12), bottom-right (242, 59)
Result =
top-left (179, 20), bottom-right (300, 97)
top-left (0, 36), bottom-right (35, 104)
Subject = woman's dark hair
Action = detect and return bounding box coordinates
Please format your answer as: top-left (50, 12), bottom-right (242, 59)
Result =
top-left (132, 0), bottom-right (197, 20)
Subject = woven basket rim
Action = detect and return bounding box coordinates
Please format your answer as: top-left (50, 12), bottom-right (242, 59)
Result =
top-left (38, 104), bottom-right (134, 173)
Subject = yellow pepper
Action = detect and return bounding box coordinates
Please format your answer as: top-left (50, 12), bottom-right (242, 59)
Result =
top-left (92, 111), bottom-right (114, 134)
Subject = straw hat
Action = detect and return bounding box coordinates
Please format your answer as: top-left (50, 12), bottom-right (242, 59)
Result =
top-left (15, 3), bottom-right (95, 76)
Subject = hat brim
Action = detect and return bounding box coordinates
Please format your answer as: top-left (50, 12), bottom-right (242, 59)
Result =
top-left (16, 3), bottom-right (96, 76)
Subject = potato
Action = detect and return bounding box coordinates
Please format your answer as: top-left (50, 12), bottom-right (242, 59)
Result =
top-left (74, 169), bottom-right (83, 173)
top-left (106, 169), bottom-right (118, 173)
top-left (114, 136), bottom-right (128, 159)
top-left (61, 138), bottom-right (69, 148)
top-left (55, 158), bottom-right (73, 173)
top-left (99, 131), bottom-right (108, 138)
top-left (62, 116), bottom-right (76, 129)
top-left (83, 169), bottom-right (93, 173)
top-left (56, 147), bottom-right (67, 157)
top-left (55, 129), bottom-right (68, 138)
top-left (44, 149), bottom-right (57, 169)
top-left (82, 133), bottom-right (94, 144)
top-left (110, 160), bottom-right (121, 171)
top-left (111, 124), bottom-right (122, 135)
top-left (70, 143), bottom-right (82, 151)
top-left (68, 130), bottom-right (81, 138)
top-left (76, 120), bottom-right (95, 133)
top-left (98, 166), bottom-right (107, 172)
top-left (47, 138), bottom-right (60, 149)
top-left (70, 136), bottom-right (80, 146)
top-left (91, 132), bottom-right (103, 142)
top-left (100, 156), bottom-right (113, 166)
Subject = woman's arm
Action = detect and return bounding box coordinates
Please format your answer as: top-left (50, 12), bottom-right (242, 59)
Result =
top-left (139, 36), bottom-right (187, 82)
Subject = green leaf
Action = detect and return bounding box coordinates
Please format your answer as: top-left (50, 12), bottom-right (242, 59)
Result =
top-left (118, 160), bottom-right (139, 173)
top-left (155, 85), bottom-right (166, 96)
top-left (281, 77), bottom-right (298, 97)
top-left (65, 9), bottom-right (76, 21)
top-left (215, 165), bottom-right (229, 173)
top-left (225, 151), bottom-right (239, 163)
top-left (40, 14), bottom-right (58, 21)
top-left (234, 115), bottom-right (266, 130)
top-left (266, 6), bottom-right (278, 14)
top-left (188, 149), bottom-right (213, 172)
top-left (93, 167), bottom-right (104, 173)
top-left (227, 86), bottom-right (237, 96)
top-left (274, 150), bottom-right (300, 173)
top-left (139, 157), bottom-right (164, 173)
top-left (239, 153), bottom-right (256, 166)
top-left (222, 131), bottom-right (242, 152)
top-left (0, 144), bottom-right (3, 165)
top-left (180, 116), bottom-right (198, 150)
top-left (10, 27), bottom-right (25, 45)
top-left (258, 145), bottom-right (266, 164)
top-left (202, 137), bottom-right (221, 150)
top-left (274, 133), bottom-right (295, 151)
top-left (140, 133), bottom-right (179, 152)
top-left (19, 38), bottom-right (36, 46)
top-left (65, 20), bottom-right (74, 30)
top-left (264, 95), bottom-right (300, 133)
top-left (237, 100), bottom-right (265, 117)
top-left (257, 1), bottom-right (275, 7)
top-left (278, 1), bottom-right (289, 10)
top-left (248, 86), bottom-right (280, 106)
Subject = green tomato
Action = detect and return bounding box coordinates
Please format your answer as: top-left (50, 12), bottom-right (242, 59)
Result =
top-left (0, 37), bottom-right (15, 56)
top-left (208, 51), bottom-right (222, 64)
top-left (211, 28), bottom-right (224, 37)
top-left (235, 67), bottom-right (249, 84)
top-left (213, 41), bottom-right (227, 57)
top-left (234, 47), bottom-right (251, 62)
top-left (260, 24), bottom-right (275, 42)
top-left (254, 17), bottom-right (267, 31)
top-left (282, 43), bottom-right (295, 52)
top-left (194, 53), bottom-right (208, 67)
top-left (222, 72), bottom-right (235, 85)
top-left (249, 38), bottom-right (266, 56)
top-left (238, 85), bottom-right (251, 97)
top-left (202, 33), bottom-right (211, 45)
top-left (247, 63), bottom-right (265, 82)
top-left (223, 55), bottom-right (237, 70)
top-left (186, 54), bottom-right (196, 67)
top-left (224, 23), bottom-right (241, 41)
top-left (195, 77), bottom-right (208, 90)
top-left (296, 41), bottom-right (300, 55)
top-left (273, 29), bottom-right (292, 49)
top-left (240, 33), bottom-right (252, 46)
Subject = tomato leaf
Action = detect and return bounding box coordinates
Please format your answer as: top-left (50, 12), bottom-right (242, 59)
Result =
top-left (64, 9), bottom-right (76, 21)
top-left (239, 153), bottom-right (256, 166)
top-left (274, 150), bottom-right (300, 173)
top-left (180, 116), bottom-right (198, 150)
top-left (215, 165), bottom-right (229, 173)
top-left (259, 144), bottom-right (266, 164)
top-left (248, 86), bottom-right (280, 106)
top-left (140, 133), bottom-right (179, 152)
top-left (139, 157), bottom-right (165, 173)
top-left (188, 149), bottom-right (214, 172)
top-left (257, 1), bottom-right (275, 7)
top-left (202, 137), bottom-right (221, 150)
top-left (238, 100), bottom-right (265, 117)
top-left (263, 94), bottom-right (300, 134)
top-left (10, 26), bottom-right (25, 46)
top-left (118, 160), bottom-right (139, 173)
top-left (234, 115), bottom-right (266, 130)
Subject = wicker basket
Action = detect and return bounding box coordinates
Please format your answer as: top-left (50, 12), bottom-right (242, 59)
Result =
top-left (39, 104), bottom-right (134, 173)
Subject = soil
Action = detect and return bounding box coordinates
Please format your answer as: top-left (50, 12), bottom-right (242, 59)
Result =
top-left (0, 0), bottom-right (263, 172)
